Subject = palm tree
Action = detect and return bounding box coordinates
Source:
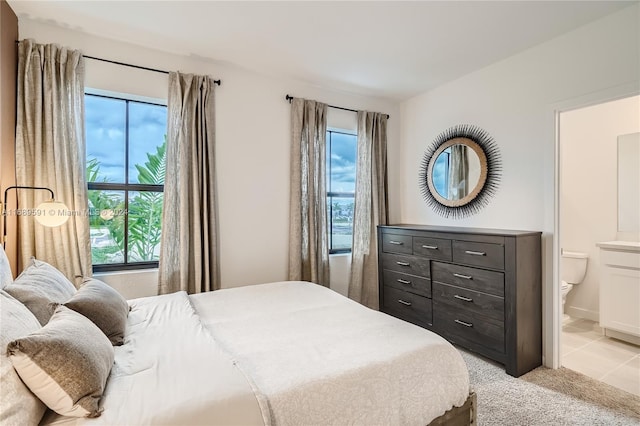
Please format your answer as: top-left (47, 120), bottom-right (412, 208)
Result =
top-left (127, 141), bottom-right (166, 261)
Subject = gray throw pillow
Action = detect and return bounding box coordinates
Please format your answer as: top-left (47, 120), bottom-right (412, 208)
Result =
top-left (7, 305), bottom-right (114, 418)
top-left (0, 290), bottom-right (47, 425)
top-left (4, 258), bottom-right (76, 325)
top-left (64, 278), bottom-right (129, 345)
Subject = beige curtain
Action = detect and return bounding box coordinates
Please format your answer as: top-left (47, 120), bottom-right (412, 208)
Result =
top-left (348, 111), bottom-right (388, 309)
top-left (449, 145), bottom-right (468, 200)
top-left (288, 98), bottom-right (330, 286)
top-left (158, 72), bottom-right (219, 295)
top-left (15, 40), bottom-right (91, 284)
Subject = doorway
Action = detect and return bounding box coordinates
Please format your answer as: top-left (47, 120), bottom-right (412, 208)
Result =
top-left (556, 94), bottom-right (640, 396)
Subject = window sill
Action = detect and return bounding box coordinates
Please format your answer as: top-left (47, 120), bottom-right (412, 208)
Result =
top-left (330, 252), bottom-right (351, 258)
top-left (94, 268), bottom-right (158, 278)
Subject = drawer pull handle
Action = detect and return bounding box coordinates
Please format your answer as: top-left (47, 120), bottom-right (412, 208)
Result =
top-left (453, 273), bottom-right (473, 280)
top-left (422, 245), bottom-right (438, 250)
top-left (465, 250), bottom-right (486, 256)
top-left (455, 319), bottom-right (473, 327)
top-left (454, 295), bottom-right (473, 302)
top-left (397, 279), bottom-right (412, 285)
top-left (397, 299), bottom-right (412, 306)
top-left (396, 261), bottom-right (410, 267)
top-left (389, 241), bottom-right (404, 245)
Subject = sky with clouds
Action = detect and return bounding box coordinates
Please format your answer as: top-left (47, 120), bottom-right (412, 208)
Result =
top-left (86, 95), bottom-right (357, 194)
top-left (85, 95), bottom-right (167, 184)
top-left (327, 131), bottom-right (356, 194)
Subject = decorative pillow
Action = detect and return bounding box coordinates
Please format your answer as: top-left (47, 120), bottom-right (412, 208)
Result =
top-left (7, 305), bottom-right (114, 418)
top-left (4, 258), bottom-right (76, 325)
top-left (0, 290), bottom-right (47, 425)
top-left (0, 245), bottom-right (13, 289)
top-left (64, 278), bottom-right (129, 345)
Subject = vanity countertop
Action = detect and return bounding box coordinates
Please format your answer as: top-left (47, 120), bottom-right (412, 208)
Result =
top-left (596, 241), bottom-right (640, 252)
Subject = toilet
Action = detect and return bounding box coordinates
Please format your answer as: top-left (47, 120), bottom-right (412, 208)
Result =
top-left (561, 250), bottom-right (589, 319)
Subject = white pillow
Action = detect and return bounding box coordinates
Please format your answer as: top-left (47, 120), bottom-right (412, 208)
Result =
top-left (0, 245), bottom-right (13, 289)
top-left (0, 290), bottom-right (47, 425)
top-left (8, 305), bottom-right (114, 418)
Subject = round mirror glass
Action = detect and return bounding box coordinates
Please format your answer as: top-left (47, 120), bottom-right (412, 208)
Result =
top-left (426, 137), bottom-right (488, 208)
top-left (431, 144), bottom-right (482, 201)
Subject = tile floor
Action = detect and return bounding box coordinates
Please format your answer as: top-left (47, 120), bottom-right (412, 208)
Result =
top-left (562, 317), bottom-right (640, 396)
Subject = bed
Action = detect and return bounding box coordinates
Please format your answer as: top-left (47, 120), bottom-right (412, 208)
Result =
top-left (1, 252), bottom-right (474, 425)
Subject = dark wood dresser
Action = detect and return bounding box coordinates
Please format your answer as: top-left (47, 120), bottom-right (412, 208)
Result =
top-left (378, 224), bottom-right (542, 377)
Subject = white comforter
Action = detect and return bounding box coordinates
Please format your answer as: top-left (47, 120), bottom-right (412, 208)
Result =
top-left (42, 281), bottom-right (469, 426)
top-left (41, 291), bottom-right (265, 426)
top-left (191, 281), bottom-right (470, 426)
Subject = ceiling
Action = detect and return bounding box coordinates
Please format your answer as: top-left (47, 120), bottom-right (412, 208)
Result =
top-left (8, 1), bottom-right (637, 101)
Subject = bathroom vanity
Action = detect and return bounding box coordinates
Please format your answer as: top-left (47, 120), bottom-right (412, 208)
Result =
top-left (597, 241), bottom-right (640, 345)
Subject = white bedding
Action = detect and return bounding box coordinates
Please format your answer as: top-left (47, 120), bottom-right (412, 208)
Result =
top-left (41, 291), bottom-right (265, 426)
top-left (41, 281), bottom-right (469, 426)
top-left (190, 281), bottom-right (470, 426)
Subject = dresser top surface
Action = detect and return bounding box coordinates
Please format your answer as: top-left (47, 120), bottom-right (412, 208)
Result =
top-left (380, 224), bottom-right (541, 237)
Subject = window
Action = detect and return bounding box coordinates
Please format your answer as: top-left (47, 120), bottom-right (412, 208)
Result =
top-left (85, 94), bottom-right (167, 271)
top-left (326, 130), bottom-right (357, 253)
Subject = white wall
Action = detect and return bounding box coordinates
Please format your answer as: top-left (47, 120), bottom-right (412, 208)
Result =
top-left (560, 95), bottom-right (640, 321)
top-left (396, 6), bottom-right (639, 366)
top-left (94, 269), bottom-right (158, 300)
top-left (617, 132), bottom-right (640, 237)
top-left (19, 19), bottom-right (399, 299)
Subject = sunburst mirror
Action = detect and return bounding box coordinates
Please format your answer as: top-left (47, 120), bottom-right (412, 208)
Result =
top-left (419, 124), bottom-right (502, 218)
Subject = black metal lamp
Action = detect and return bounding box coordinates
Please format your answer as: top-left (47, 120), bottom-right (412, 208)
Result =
top-left (2, 185), bottom-right (70, 248)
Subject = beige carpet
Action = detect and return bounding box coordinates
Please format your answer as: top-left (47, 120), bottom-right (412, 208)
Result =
top-left (459, 348), bottom-right (640, 425)
top-left (522, 365), bottom-right (640, 420)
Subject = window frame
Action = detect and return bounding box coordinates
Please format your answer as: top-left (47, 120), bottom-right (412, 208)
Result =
top-left (86, 93), bottom-right (166, 272)
top-left (326, 129), bottom-right (357, 255)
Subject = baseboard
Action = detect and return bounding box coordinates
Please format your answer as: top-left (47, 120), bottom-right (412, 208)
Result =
top-left (565, 306), bottom-right (599, 322)
top-left (604, 328), bottom-right (640, 345)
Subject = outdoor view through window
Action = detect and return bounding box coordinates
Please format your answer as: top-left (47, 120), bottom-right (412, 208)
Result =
top-left (432, 149), bottom-right (450, 198)
top-left (85, 94), bottom-right (167, 270)
top-left (327, 130), bottom-right (356, 253)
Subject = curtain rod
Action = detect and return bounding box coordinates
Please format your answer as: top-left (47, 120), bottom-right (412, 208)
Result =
top-left (14, 41), bottom-right (221, 85)
top-left (83, 56), bottom-right (221, 86)
top-left (285, 95), bottom-right (389, 119)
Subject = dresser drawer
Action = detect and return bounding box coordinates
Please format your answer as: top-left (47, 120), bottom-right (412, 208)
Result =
top-left (380, 253), bottom-right (430, 278)
top-left (432, 262), bottom-right (504, 297)
top-left (382, 233), bottom-right (413, 255)
top-left (382, 285), bottom-right (432, 327)
top-left (413, 237), bottom-right (452, 261)
top-left (383, 270), bottom-right (431, 298)
top-left (432, 282), bottom-right (503, 321)
top-left (453, 240), bottom-right (505, 270)
top-left (433, 301), bottom-right (504, 354)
